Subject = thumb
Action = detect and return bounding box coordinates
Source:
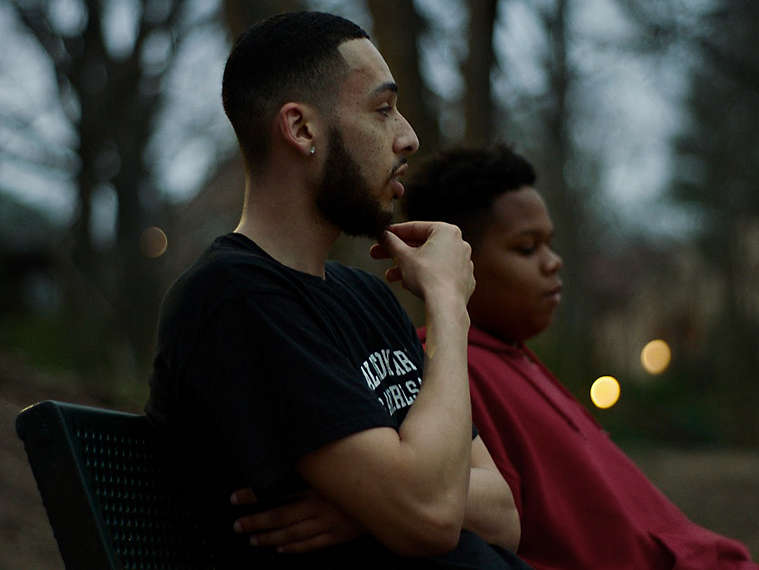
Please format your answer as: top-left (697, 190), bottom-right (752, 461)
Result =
top-left (381, 229), bottom-right (411, 259)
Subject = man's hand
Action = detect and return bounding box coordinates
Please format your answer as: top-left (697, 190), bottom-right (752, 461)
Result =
top-left (231, 488), bottom-right (364, 553)
top-left (370, 221), bottom-right (475, 303)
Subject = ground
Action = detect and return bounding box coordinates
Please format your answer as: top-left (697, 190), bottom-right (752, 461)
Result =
top-left (1, 351), bottom-right (758, 569)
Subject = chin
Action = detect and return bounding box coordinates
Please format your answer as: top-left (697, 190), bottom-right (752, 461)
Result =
top-left (530, 319), bottom-right (552, 339)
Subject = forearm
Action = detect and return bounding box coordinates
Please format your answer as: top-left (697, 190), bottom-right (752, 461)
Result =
top-left (464, 466), bottom-right (521, 551)
top-left (396, 296), bottom-right (472, 516)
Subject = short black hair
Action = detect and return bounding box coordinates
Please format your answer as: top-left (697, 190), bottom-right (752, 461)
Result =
top-left (221, 11), bottom-right (369, 169)
top-left (404, 145), bottom-right (537, 247)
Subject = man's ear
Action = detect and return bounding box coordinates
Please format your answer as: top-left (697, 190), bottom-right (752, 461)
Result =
top-left (277, 102), bottom-right (318, 157)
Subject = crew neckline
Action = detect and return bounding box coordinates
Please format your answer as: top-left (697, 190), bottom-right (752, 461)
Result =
top-left (225, 232), bottom-right (332, 284)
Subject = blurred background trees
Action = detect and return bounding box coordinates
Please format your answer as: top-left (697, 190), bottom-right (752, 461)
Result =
top-left (1, 0), bottom-right (757, 448)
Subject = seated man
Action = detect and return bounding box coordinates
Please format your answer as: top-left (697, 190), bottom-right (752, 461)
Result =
top-left (146, 12), bottom-right (529, 569)
top-left (405, 145), bottom-right (758, 569)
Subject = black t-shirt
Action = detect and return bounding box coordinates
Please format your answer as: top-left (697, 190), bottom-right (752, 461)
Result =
top-left (146, 233), bottom-right (530, 569)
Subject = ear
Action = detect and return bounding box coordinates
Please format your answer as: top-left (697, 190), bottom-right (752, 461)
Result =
top-left (277, 102), bottom-right (318, 157)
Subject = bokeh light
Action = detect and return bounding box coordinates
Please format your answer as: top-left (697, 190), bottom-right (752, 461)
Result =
top-left (641, 339), bottom-right (671, 375)
top-left (139, 226), bottom-right (168, 258)
top-left (590, 376), bottom-right (621, 409)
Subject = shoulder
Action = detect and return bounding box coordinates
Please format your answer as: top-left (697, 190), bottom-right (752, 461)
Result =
top-left (158, 234), bottom-right (302, 331)
top-left (170, 234), bottom-right (299, 300)
top-left (467, 340), bottom-right (524, 392)
top-left (327, 261), bottom-right (385, 288)
top-left (326, 262), bottom-right (401, 305)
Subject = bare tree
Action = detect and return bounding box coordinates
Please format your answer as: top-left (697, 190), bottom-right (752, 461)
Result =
top-left (463, 0), bottom-right (499, 146)
top-left (8, 0), bottom-right (216, 383)
top-left (223, 0), bottom-right (304, 39)
top-left (367, 0), bottom-right (441, 155)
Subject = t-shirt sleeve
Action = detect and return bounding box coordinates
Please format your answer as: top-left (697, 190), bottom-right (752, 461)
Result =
top-left (186, 292), bottom-right (396, 491)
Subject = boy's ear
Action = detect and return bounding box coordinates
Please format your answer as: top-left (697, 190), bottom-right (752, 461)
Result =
top-left (277, 102), bottom-right (318, 158)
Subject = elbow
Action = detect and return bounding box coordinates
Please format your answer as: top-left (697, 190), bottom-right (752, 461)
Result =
top-left (412, 511), bottom-right (464, 556)
top-left (380, 503), bottom-right (465, 557)
top-left (496, 512), bottom-right (521, 553)
top-left (485, 502), bottom-right (521, 553)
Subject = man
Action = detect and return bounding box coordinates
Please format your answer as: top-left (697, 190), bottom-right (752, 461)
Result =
top-left (146, 12), bottom-right (527, 569)
top-left (405, 144), bottom-right (758, 569)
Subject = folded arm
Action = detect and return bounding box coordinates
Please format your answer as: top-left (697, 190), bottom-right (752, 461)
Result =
top-left (233, 435), bottom-right (520, 553)
top-left (465, 435), bottom-right (521, 551)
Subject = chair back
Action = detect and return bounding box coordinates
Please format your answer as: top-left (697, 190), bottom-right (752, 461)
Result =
top-left (16, 400), bottom-right (214, 569)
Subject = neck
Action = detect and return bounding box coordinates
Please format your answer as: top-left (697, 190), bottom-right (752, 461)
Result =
top-left (234, 168), bottom-right (340, 278)
top-left (471, 321), bottom-right (522, 347)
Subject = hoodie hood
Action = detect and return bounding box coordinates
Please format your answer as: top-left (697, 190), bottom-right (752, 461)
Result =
top-left (417, 325), bottom-right (526, 356)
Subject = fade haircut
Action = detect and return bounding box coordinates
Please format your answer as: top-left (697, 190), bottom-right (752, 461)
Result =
top-left (221, 12), bottom-right (369, 169)
top-left (404, 145), bottom-right (537, 248)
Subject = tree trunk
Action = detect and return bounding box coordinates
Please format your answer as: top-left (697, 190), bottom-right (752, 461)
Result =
top-left (223, 0), bottom-right (304, 40)
top-left (367, 0), bottom-right (440, 156)
top-left (463, 0), bottom-right (498, 146)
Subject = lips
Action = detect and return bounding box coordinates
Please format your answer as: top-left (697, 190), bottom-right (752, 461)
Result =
top-left (390, 163), bottom-right (409, 198)
top-left (546, 283), bottom-right (563, 303)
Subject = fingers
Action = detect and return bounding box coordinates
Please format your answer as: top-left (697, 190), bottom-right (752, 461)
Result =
top-left (378, 229), bottom-right (409, 262)
top-left (369, 242), bottom-right (390, 260)
top-left (370, 223), bottom-right (430, 260)
top-left (245, 517), bottom-right (322, 549)
top-left (372, 236), bottom-right (405, 286)
top-left (385, 221), bottom-right (436, 244)
top-left (243, 515), bottom-right (362, 553)
top-left (230, 488), bottom-right (257, 505)
top-left (274, 531), bottom-right (348, 554)
top-left (385, 266), bottom-right (403, 283)
top-left (233, 500), bottom-right (315, 535)
top-left (231, 490), bottom-right (363, 553)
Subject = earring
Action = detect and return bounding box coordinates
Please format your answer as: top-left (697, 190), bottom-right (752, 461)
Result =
top-left (309, 146), bottom-right (316, 156)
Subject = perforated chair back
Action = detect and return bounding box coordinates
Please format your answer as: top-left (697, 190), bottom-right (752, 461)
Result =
top-left (16, 400), bottom-right (214, 569)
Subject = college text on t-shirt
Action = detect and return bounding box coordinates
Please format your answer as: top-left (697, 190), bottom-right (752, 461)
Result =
top-left (360, 348), bottom-right (422, 417)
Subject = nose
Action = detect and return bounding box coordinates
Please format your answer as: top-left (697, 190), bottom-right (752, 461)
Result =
top-left (543, 248), bottom-right (562, 274)
top-left (394, 111), bottom-right (420, 156)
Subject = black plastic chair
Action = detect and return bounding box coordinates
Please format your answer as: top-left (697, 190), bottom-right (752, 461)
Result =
top-left (16, 400), bottom-right (214, 569)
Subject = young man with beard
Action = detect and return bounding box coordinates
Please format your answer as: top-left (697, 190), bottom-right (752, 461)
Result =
top-left (405, 145), bottom-right (758, 570)
top-left (146, 12), bottom-right (528, 569)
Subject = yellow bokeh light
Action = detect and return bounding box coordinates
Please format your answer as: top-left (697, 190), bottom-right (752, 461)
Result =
top-left (140, 226), bottom-right (168, 258)
top-left (641, 339), bottom-right (671, 375)
top-left (590, 376), bottom-right (620, 409)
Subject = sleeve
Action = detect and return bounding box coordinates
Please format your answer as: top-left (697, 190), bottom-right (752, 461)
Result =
top-left (468, 363), bottom-right (523, 516)
top-left (185, 292), bottom-right (396, 492)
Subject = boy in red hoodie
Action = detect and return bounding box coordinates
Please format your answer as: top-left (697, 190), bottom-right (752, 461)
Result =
top-left (407, 145), bottom-right (757, 570)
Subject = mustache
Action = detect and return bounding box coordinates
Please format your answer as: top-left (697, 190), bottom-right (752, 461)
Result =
top-left (390, 158), bottom-right (408, 178)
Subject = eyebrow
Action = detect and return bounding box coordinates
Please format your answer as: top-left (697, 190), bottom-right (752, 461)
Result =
top-left (372, 82), bottom-right (398, 96)
top-left (513, 228), bottom-right (554, 239)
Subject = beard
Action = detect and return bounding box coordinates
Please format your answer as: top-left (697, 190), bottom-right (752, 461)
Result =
top-left (315, 127), bottom-right (393, 240)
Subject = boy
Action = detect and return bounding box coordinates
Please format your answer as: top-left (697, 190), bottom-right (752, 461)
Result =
top-left (406, 145), bottom-right (758, 570)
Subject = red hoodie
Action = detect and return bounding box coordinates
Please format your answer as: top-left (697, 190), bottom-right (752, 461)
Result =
top-left (418, 325), bottom-right (756, 570)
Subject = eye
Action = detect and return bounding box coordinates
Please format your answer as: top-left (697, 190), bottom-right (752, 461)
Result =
top-left (377, 105), bottom-right (393, 117)
top-left (514, 240), bottom-right (537, 255)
